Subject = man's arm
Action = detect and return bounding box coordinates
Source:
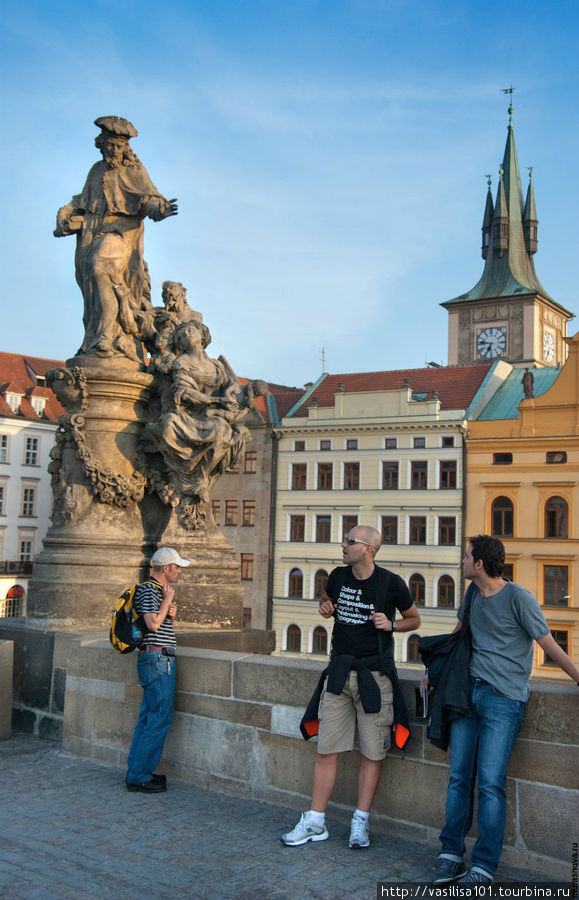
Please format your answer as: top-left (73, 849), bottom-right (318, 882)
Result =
top-left (372, 602), bottom-right (421, 632)
top-left (143, 584), bottom-right (175, 632)
top-left (536, 633), bottom-right (579, 683)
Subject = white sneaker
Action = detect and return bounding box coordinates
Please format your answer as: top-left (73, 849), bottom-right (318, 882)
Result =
top-left (349, 814), bottom-right (370, 849)
top-left (281, 812), bottom-right (329, 846)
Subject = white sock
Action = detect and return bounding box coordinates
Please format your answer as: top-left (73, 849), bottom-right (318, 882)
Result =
top-left (307, 810), bottom-right (326, 826)
top-left (354, 809), bottom-right (369, 821)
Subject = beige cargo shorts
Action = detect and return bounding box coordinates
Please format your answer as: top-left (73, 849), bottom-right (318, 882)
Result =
top-left (317, 670), bottom-right (394, 760)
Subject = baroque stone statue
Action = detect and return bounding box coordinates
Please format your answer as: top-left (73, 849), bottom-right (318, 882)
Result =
top-left (54, 116), bottom-right (177, 362)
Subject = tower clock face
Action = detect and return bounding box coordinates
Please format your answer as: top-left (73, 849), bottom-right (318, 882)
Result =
top-left (477, 326), bottom-right (507, 359)
top-left (543, 331), bottom-right (555, 363)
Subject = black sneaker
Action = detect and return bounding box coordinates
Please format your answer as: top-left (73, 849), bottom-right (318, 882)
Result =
top-left (432, 859), bottom-right (467, 883)
top-left (461, 871), bottom-right (493, 884)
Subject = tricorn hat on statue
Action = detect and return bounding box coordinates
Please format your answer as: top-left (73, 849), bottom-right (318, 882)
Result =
top-left (94, 116), bottom-right (138, 139)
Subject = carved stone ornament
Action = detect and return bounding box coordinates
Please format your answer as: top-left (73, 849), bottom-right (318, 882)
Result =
top-left (47, 367), bottom-right (146, 523)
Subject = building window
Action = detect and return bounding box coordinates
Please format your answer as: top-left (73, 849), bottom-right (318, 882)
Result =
top-left (439, 517), bottom-right (456, 545)
top-left (381, 516), bottom-right (398, 545)
top-left (312, 626), bottom-right (328, 655)
top-left (19, 540), bottom-right (33, 562)
top-left (294, 440), bottom-right (305, 452)
top-left (286, 624), bottom-right (301, 652)
top-left (544, 566), bottom-right (568, 606)
top-left (409, 574), bottom-right (425, 606)
top-left (407, 635), bottom-right (420, 662)
top-left (317, 462), bottom-right (333, 490)
top-left (225, 501), bottom-right (238, 526)
top-left (6, 394), bottom-right (21, 414)
top-left (25, 437), bottom-right (39, 466)
top-left (346, 439), bottom-right (358, 451)
top-left (442, 436), bottom-right (454, 448)
top-left (413, 437), bottom-right (426, 448)
top-left (344, 462), bottom-right (360, 490)
top-left (409, 516), bottom-right (426, 545)
top-left (211, 500), bottom-right (220, 525)
top-left (314, 569), bottom-right (328, 598)
top-left (21, 487), bottom-right (36, 517)
top-left (342, 515), bottom-right (358, 538)
top-left (31, 396), bottom-right (45, 416)
top-left (503, 563), bottom-right (514, 581)
top-left (440, 460), bottom-right (457, 489)
top-left (244, 451), bottom-right (257, 473)
top-left (288, 568), bottom-right (303, 598)
top-left (491, 496), bottom-right (513, 537)
top-left (240, 554), bottom-right (254, 580)
top-left (316, 515), bottom-right (331, 543)
top-left (382, 461), bottom-right (399, 490)
top-left (411, 461), bottom-right (427, 489)
top-left (493, 453), bottom-right (513, 465)
top-left (437, 575), bottom-right (455, 608)
top-left (290, 515), bottom-right (305, 542)
top-left (545, 496), bottom-right (568, 538)
top-left (0, 435), bottom-right (8, 463)
top-left (243, 607), bottom-right (252, 629)
top-left (542, 630), bottom-right (568, 666)
top-left (546, 451), bottom-right (566, 464)
top-left (384, 437), bottom-right (397, 449)
top-left (242, 500), bottom-right (256, 526)
top-left (0, 484), bottom-right (4, 515)
top-left (291, 463), bottom-right (307, 490)
top-left (319, 439), bottom-right (331, 451)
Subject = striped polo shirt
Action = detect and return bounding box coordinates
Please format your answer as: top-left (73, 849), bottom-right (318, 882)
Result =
top-left (134, 579), bottom-right (176, 652)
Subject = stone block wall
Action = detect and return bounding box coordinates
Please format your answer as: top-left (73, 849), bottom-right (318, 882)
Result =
top-left (0, 640), bottom-right (14, 740)
top-left (62, 640), bottom-right (577, 876)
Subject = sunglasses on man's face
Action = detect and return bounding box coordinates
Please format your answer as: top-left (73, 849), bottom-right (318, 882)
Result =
top-left (344, 536), bottom-right (370, 546)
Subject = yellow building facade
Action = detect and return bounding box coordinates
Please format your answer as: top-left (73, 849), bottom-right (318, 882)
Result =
top-left (466, 332), bottom-right (579, 679)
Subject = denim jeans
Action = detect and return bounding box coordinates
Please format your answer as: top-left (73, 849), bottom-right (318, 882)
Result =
top-left (439, 678), bottom-right (525, 877)
top-left (126, 651), bottom-right (176, 785)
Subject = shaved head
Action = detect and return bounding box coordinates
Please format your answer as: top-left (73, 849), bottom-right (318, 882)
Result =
top-left (352, 525), bottom-right (381, 555)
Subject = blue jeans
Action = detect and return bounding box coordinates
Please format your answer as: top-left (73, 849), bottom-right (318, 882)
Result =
top-left (439, 678), bottom-right (525, 877)
top-left (126, 652), bottom-right (176, 784)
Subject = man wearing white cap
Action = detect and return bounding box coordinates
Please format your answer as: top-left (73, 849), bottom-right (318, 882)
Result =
top-left (126, 547), bottom-right (190, 793)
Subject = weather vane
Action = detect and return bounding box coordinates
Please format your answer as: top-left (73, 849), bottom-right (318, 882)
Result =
top-left (502, 86), bottom-right (515, 125)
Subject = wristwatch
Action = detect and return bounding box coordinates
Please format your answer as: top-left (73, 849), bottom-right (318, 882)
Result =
top-left (392, 621), bottom-right (397, 632)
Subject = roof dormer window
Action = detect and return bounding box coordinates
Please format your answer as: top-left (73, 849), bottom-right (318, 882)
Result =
top-left (6, 393), bottom-right (22, 414)
top-left (31, 396), bottom-right (46, 416)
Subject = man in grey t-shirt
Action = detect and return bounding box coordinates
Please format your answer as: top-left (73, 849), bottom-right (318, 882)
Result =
top-left (431, 535), bottom-right (579, 886)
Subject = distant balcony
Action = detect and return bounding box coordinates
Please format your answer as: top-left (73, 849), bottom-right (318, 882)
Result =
top-left (0, 560), bottom-right (33, 576)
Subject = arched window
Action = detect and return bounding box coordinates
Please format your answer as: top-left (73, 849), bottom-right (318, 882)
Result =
top-left (314, 569), bottom-right (328, 599)
top-left (288, 568), bottom-right (303, 598)
top-left (409, 574), bottom-right (425, 606)
top-left (312, 626), bottom-right (328, 655)
top-left (492, 496), bottom-right (514, 537)
top-left (545, 496), bottom-right (568, 538)
top-left (437, 575), bottom-right (455, 608)
top-left (407, 635), bottom-right (420, 663)
top-left (286, 624), bottom-right (301, 652)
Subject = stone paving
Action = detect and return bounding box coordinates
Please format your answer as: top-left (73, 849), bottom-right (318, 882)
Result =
top-left (0, 735), bottom-right (562, 899)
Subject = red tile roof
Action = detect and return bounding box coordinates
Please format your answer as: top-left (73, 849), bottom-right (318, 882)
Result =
top-left (237, 377), bottom-right (304, 423)
top-left (290, 364), bottom-right (492, 414)
top-left (0, 352), bottom-right (66, 423)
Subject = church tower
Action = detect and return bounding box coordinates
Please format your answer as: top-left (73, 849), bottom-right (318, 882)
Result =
top-left (442, 100), bottom-right (573, 367)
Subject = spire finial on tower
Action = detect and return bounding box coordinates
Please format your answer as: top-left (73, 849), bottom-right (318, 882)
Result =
top-left (528, 165), bottom-right (534, 180)
top-left (486, 173), bottom-right (492, 189)
top-left (502, 86), bottom-right (515, 127)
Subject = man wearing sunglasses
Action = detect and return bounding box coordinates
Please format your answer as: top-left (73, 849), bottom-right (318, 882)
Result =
top-left (281, 525), bottom-right (420, 850)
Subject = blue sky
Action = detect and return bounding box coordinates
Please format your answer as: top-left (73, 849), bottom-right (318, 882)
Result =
top-left (2, 0), bottom-right (578, 386)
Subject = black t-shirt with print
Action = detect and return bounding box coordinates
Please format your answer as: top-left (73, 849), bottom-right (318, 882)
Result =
top-left (326, 565), bottom-right (413, 659)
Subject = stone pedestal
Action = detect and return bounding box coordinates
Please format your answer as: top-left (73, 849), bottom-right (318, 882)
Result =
top-left (26, 358), bottom-right (244, 628)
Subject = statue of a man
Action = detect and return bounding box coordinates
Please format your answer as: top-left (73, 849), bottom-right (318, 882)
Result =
top-left (54, 116), bottom-right (177, 361)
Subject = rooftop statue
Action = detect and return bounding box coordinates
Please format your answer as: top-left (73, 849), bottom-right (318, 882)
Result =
top-left (54, 116), bottom-right (177, 362)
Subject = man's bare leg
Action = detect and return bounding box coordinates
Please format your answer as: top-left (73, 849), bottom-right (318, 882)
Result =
top-left (311, 752), bottom-right (339, 812)
top-left (356, 756), bottom-right (383, 812)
